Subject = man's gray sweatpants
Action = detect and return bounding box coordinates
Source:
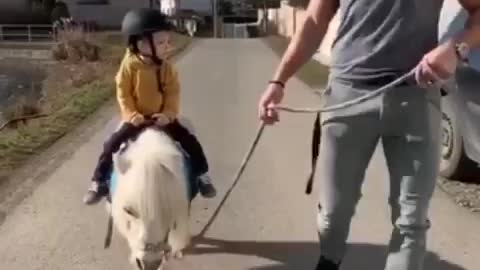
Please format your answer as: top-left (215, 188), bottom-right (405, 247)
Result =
top-left (316, 79), bottom-right (442, 270)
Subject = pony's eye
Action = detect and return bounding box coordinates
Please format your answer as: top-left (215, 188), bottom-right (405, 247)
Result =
top-left (123, 206), bottom-right (139, 219)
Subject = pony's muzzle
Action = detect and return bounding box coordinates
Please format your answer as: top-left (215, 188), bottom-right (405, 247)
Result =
top-left (135, 258), bottom-right (163, 270)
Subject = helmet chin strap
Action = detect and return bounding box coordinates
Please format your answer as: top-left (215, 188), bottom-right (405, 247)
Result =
top-left (145, 33), bottom-right (165, 96)
top-left (142, 34), bottom-right (162, 65)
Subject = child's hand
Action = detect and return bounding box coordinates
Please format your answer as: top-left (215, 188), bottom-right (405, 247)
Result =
top-left (152, 113), bottom-right (171, 126)
top-left (131, 114), bottom-right (145, 126)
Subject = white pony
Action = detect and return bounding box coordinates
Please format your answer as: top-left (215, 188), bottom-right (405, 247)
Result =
top-left (106, 120), bottom-right (195, 270)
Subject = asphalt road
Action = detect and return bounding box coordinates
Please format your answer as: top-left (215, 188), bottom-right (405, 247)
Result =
top-left (0, 39), bottom-right (479, 270)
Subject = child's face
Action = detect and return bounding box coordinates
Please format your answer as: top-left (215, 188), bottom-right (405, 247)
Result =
top-left (137, 31), bottom-right (171, 59)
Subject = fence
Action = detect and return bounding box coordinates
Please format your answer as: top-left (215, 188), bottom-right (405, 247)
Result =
top-left (0, 24), bottom-right (55, 43)
top-left (222, 23), bottom-right (249, 38)
top-left (220, 15), bottom-right (263, 38)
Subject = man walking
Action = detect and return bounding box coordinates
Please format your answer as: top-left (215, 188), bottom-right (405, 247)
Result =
top-left (258, 1), bottom-right (480, 269)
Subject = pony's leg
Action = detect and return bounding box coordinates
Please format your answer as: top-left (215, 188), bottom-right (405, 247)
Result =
top-left (167, 197), bottom-right (190, 259)
top-left (158, 260), bottom-right (167, 270)
top-left (105, 201), bottom-right (111, 215)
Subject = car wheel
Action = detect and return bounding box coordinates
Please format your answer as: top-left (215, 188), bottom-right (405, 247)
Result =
top-left (439, 94), bottom-right (479, 181)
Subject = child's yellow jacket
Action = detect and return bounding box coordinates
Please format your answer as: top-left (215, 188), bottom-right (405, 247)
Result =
top-left (115, 49), bottom-right (180, 123)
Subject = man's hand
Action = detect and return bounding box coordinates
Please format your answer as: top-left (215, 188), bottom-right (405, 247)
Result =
top-left (258, 83), bottom-right (284, 125)
top-left (256, 0), bottom-right (337, 125)
top-left (415, 41), bottom-right (458, 89)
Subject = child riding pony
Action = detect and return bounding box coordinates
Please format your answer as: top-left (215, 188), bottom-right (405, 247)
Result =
top-left (83, 8), bottom-right (216, 205)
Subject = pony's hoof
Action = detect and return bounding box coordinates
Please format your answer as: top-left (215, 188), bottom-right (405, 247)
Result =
top-left (162, 254), bottom-right (169, 262)
top-left (172, 250), bottom-right (184, 260)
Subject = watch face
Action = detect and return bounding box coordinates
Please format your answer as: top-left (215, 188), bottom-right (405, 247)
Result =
top-left (456, 43), bottom-right (470, 62)
top-left (458, 43), bottom-right (470, 56)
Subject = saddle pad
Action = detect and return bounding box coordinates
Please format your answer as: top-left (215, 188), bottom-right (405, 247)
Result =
top-left (108, 155), bottom-right (198, 202)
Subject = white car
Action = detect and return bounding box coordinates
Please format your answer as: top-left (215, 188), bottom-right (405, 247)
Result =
top-left (438, 1), bottom-right (480, 181)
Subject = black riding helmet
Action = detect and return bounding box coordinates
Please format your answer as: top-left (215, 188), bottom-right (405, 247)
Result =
top-left (121, 8), bottom-right (174, 64)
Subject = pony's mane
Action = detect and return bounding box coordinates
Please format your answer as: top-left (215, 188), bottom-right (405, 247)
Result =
top-left (113, 128), bottom-right (189, 234)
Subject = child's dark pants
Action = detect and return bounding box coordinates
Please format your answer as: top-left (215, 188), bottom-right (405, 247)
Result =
top-left (91, 120), bottom-right (209, 185)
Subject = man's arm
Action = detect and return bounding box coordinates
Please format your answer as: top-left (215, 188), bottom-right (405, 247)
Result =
top-left (455, 1), bottom-right (480, 48)
top-left (271, 0), bottom-right (339, 85)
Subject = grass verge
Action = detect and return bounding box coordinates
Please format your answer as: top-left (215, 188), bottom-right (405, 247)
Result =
top-left (0, 32), bottom-right (191, 179)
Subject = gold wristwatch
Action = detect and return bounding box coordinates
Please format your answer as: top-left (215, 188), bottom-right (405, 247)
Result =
top-left (455, 42), bottom-right (470, 65)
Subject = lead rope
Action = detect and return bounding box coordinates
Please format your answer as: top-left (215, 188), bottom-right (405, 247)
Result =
top-left (197, 69), bottom-right (421, 237)
top-left (104, 215), bottom-right (113, 248)
top-left (198, 123), bottom-right (266, 236)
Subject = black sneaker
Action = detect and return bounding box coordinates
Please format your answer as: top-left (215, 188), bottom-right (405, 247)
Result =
top-left (315, 256), bottom-right (340, 270)
top-left (198, 174), bottom-right (216, 198)
top-left (83, 181), bottom-right (109, 205)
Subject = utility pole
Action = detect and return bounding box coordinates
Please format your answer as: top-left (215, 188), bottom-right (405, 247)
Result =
top-left (213, 0), bottom-right (218, 38)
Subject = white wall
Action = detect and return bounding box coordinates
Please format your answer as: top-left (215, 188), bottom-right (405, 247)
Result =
top-left (64, 0), bottom-right (212, 28)
top-left (63, 0), bottom-right (151, 28)
top-left (0, 0), bottom-right (28, 10)
top-left (179, 0), bottom-right (211, 14)
top-left (0, 0), bottom-right (40, 24)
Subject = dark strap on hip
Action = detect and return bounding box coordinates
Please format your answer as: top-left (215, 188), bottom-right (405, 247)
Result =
top-left (305, 112), bottom-right (321, 195)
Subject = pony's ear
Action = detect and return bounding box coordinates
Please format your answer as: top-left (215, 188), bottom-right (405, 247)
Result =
top-left (113, 152), bottom-right (131, 175)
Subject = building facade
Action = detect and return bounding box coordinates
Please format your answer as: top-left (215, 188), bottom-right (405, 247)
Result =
top-left (63, 0), bottom-right (152, 29)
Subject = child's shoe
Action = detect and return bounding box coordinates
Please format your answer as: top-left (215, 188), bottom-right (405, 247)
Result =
top-left (198, 174), bottom-right (216, 198)
top-left (315, 256), bottom-right (340, 270)
top-left (83, 181), bottom-right (109, 205)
